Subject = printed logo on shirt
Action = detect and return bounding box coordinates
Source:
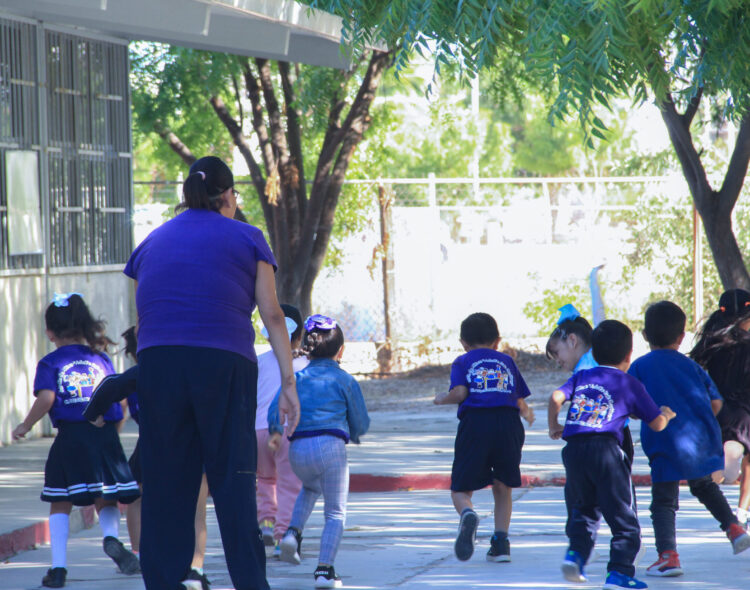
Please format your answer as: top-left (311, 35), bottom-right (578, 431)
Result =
top-left (466, 358), bottom-right (514, 394)
top-left (567, 384), bottom-right (615, 429)
top-left (57, 361), bottom-right (107, 405)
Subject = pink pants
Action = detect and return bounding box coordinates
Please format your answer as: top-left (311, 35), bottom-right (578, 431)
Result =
top-left (255, 428), bottom-right (302, 541)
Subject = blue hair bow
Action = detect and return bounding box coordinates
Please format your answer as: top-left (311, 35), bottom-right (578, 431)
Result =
top-left (260, 317), bottom-right (298, 339)
top-left (304, 314), bottom-right (337, 332)
top-left (557, 303), bottom-right (581, 325)
top-left (52, 292), bottom-right (83, 307)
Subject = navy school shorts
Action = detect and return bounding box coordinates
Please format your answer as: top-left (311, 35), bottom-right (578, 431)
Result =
top-left (451, 406), bottom-right (525, 492)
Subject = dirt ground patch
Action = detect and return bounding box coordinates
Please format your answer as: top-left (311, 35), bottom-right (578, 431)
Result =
top-left (358, 348), bottom-right (569, 412)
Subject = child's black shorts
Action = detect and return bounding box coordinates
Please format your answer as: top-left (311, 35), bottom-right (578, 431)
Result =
top-left (451, 406), bottom-right (525, 492)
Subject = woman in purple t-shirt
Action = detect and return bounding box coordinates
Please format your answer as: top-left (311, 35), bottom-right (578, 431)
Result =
top-left (124, 156), bottom-right (299, 590)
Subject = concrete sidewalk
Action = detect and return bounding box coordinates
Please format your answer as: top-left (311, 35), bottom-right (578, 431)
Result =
top-left (3, 487), bottom-right (749, 589)
top-left (0, 403), bottom-right (652, 559)
top-left (2, 404), bottom-right (748, 589)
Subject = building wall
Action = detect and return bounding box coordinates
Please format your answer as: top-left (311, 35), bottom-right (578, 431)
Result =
top-left (0, 15), bottom-right (134, 444)
top-left (0, 271), bottom-right (133, 444)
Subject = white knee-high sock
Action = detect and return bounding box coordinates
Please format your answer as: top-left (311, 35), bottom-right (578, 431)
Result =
top-left (98, 506), bottom-right (120, 539)
top-left (49, 513), bottom-right (69, 568)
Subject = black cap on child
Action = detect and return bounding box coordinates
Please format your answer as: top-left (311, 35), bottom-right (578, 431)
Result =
top-left (718, 289), bottom-right (750, 317)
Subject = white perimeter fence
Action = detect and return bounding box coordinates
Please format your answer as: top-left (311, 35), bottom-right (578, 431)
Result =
top-left (135, 174), bottom-right (750, 371)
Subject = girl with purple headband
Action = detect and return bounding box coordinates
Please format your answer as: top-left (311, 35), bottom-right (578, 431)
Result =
top-left (268, 314), bottom-right (370, 589)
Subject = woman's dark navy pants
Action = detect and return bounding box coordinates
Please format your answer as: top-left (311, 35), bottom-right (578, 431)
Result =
top-left (563, 435), bottom-right (641, 578)
top-left (137, 346), bottom-right (268, 590)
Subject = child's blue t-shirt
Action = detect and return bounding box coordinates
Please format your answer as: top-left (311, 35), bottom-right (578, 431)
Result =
top-left (558, 366), bottom-right (661, 444)
top-left (33, 344), bottom-right (121, 427)
top-left (628, 349), bottom-right (724, 482)
top-left (450, 348), bottom-right (530, 419)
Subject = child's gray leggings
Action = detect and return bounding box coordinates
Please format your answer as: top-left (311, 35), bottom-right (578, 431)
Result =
top-left (288, 434), bottom-right (349, 565)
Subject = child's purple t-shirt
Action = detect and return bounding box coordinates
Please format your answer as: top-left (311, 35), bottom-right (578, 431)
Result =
top-left (124, 209), bottom-right (277, 362)
top-left (450, 348), bottom-right (531, 419)
top-left (34, 344), bottom-right (121, 427)
top-left (558, 366), bottom-right (661, 444)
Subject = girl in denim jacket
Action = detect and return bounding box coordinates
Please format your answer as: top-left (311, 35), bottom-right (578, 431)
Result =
top-left (268, 314), bottom-right (370, 589)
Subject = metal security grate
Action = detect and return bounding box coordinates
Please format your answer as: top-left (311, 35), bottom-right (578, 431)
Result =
top-left (0, 17), bottom-right (41, 270)
top-left (0, 17), bottom-right (132, 272)
top-left (46, 30), bottom-right (132, 267)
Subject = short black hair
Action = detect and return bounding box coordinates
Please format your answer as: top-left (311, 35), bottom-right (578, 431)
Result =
top-left (643, 301), bottom-right (686, 347)
top-left (591, 319), bottom-right (632, 366)
top-left (460, 312), bottom-right (500, 346)
top-left (280, 304), bottom-right (303, 342)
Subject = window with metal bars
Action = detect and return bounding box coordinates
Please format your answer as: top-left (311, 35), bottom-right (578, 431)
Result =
top-left (0, 17), bottom-right (133, 271)
top-left (0, 17), bottom-right (42, 270)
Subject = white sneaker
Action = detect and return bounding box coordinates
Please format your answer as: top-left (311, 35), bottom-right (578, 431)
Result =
top-left (314, 565), bottom-right (343, 588)
top-left (279, 528), bottom-right (302, 565)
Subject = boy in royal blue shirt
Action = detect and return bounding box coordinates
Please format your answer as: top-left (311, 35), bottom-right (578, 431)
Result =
top-left (628, 301), bottom-right (750, 577)
top-left (434, 312), bottom-right (534, 563)
top-left (548, 320), bottom-right (675, 590)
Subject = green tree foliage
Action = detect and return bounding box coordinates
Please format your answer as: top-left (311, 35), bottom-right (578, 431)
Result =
top-left (130, 43), bottom-right (392, 314)
top-left (305, 0), bottom-right (750, 290)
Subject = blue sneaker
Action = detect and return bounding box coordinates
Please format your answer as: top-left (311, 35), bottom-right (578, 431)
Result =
top-left (561, 549), bottom-right (587, 582)
top-left (602, 570), bottom-right (648, 589)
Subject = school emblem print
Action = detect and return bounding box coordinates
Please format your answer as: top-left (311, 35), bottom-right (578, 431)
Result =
top-left (567, 384), bottom-right (615, 428)
top-left (466, 359), bottom-right (514, 394)
top-left (57, 361), bottom-right (107, 404)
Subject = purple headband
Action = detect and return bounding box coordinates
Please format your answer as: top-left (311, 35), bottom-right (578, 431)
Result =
top-left (304, 314), bottom-right (337, 332)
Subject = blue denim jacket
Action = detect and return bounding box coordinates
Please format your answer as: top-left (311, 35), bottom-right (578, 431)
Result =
top-left (268, 358), bottom-right (370, 444)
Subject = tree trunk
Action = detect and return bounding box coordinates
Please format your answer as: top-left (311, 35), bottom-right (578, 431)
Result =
top-left (701, 202), bottom-right (750, 289)
top-left (659, 99), bottom-right (750, 290)
top-left (154, 120), bottom-right (196, 166)
top-left (147, 52), bottom-right (392, 319)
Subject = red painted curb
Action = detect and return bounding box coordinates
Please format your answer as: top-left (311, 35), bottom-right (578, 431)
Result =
top-left (0, 520), bottom-right (49, 562)
top-left (348, 472), bottom-right (655, 492)
top-left (0, 474), bottom-right (656, 560)
top-left (0, 505), bottom-right (98, 561)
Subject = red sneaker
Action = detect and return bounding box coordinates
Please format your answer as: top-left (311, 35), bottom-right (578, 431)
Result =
top-left (727, 523), bottom-right (750, 554)
top-left (645, 550), bottom-right (683, 577)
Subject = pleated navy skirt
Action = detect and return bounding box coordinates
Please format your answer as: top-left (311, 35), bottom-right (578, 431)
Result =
top-left (41, 421), bottom-right (140, 506)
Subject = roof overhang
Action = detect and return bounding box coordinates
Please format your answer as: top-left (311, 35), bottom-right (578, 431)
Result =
top-left (0, 0), bottom-right (350, 68)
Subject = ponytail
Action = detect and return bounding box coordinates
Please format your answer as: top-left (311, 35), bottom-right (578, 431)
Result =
top-left (122, 326), bottom-right (137, 361)
top-left (690, 309), bottom-right (750, 366)
top-left (176, 172), bottom-right (223, 213)
top-left (176, 156), bottom-right (235, 213)
top-left (45, 294), bottom-right (115, 352)
top-left (301, 316), bottom-right (345, 359)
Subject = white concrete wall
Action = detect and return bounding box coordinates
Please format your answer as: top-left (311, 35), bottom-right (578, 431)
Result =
top-left (0, 270), bottom-right (134, 445)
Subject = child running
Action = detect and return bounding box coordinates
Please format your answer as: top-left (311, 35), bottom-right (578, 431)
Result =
top-left (434, 312), bottom-right (535, 563)
top-left (256, 304), bottom-right (308, 555)
top-left (691, 289), bottom-right (750, 521)
top-left (12, 293), bottom-right (140, 588)
top-left (268, 314), bottom-right (370, 589)
top-left (548, 319), bottom-right (675, 590)
top-left (546, 305), bottom-right (598, 374)
top-left (628, 301), bottom-right (750, 577)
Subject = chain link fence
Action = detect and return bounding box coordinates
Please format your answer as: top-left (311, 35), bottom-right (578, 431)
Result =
top-left (134, 175), bottom-right (750, 371)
